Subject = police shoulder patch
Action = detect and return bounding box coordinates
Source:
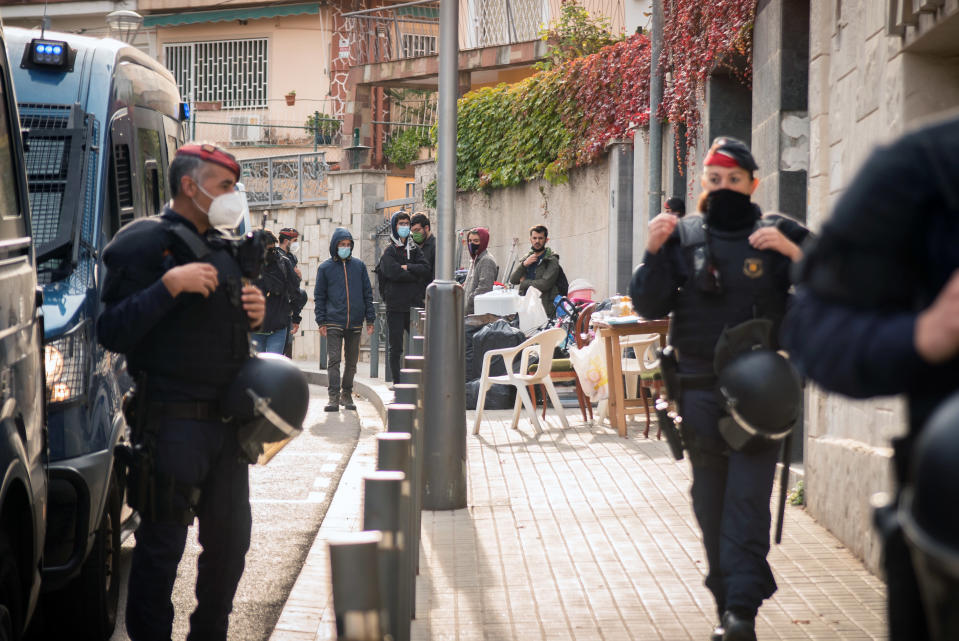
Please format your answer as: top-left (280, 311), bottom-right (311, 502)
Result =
top-left (743, 258), bottom-right (764, 278)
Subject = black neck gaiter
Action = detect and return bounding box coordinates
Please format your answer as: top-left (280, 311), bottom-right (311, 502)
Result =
top-left (705, 189), bottom-right (760, 231)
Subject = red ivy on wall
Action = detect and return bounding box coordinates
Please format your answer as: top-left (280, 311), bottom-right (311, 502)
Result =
top-left (563, 33), bottom-right (651, 168)
top-left (659, 0), bottom-right (757, 150)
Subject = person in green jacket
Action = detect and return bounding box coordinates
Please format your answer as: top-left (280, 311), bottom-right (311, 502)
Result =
top-left (510, 224), bottom-right (561, 316)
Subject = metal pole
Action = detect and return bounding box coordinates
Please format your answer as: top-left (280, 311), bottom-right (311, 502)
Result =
top-left (647, 0), bottom-right (664, 221)
top-left (329, 531), bottom-right (383, 641)
top-left (370, 315), bottom-right (380, 379)
top-left (410, 335), bottom-right (425, 358)
top-left (387, 398), bottom-right (419, 618)
top-left (375, 433), bottom-right (413, 638)
top-left (423, 282), bottom-right (467, 510)
top-left (364, 471), bottom-right (406, 641)
top-left (437, 0), bottom-right (458, 279)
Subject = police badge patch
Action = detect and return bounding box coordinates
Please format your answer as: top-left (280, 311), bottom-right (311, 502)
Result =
top-left (743, 258), bottom-right (764, 278)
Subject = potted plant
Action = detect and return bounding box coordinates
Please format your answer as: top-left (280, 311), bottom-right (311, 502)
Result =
top-left (305, 113), bottom-right (340, 145)
top-left (285, 90), bottom-right (296, 106)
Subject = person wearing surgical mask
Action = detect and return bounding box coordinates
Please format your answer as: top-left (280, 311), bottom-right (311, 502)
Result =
top-left (463, 227), bottom-right (498, 315)
top-left (373, 210), bottom-right (431, 384)
top-left (97, 142), bottom-right (266, 641)
top-left (276, 228), bottom-right (306, 357)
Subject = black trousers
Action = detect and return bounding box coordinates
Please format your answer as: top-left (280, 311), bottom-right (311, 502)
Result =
top-left (327, 326), bottom-right (362, 398)
top-left (126, 418), bottom-right (251, 641)
top-left (387, 310), bottom-right (410, 383)
top-left (680, 357), bottom-right (778, 620)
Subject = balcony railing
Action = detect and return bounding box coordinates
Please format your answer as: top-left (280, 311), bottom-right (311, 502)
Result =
top-left (240, 152), bottom-right (329, 209)
top-left (343, 0), bottom-right (624, 66)
top-left (343, 0), bottom-right (546, 65)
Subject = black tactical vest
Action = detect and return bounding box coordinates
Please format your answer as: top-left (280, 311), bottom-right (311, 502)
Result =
top-left (670, 216), bottom-right (791, 361)
top-left (109, 216), bottom-right (251, 391)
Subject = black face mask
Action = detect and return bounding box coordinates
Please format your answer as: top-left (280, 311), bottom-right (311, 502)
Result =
top-left (705, 189), bottom-right (759, 231)
top-left (468, 243), bottom-right (480, 257)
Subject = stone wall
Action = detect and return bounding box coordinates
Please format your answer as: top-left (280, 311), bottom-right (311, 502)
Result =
top-left (412, 158), bottom-right (614, 298)
top-left (804, 0), bottom-right (959, 573)
top-left (257, 169), bottom-right (387, 363)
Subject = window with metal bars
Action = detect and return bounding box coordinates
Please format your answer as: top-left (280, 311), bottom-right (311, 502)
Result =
top-left (164, 38), bottom-right (268, 109)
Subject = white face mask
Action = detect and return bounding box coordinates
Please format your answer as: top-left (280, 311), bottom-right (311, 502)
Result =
top-left (195, 183), bottom-right (247, 231)
top-left (289, 241), bottom-right (300, 254)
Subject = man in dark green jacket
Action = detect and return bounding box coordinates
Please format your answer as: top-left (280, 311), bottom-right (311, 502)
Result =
top-left (510, 224), bottom-right (561, 316)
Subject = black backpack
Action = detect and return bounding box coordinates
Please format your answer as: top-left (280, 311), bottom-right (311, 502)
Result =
top-left (555, 264), bottom-right (569, 297)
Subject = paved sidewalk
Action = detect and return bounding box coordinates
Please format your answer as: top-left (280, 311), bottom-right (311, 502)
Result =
top-left (272, 363), bottom-right (887, 641)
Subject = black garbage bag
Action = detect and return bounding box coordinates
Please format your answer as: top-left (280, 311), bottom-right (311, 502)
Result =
top-left (471, 319), bottom-right (526, 381)
top-left (465, 379), bottom-right (516, 410)
top-left (465, 313), bottom-right (503, 383)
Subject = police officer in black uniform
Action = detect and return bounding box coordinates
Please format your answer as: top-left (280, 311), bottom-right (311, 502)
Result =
top-left (783, 114), bottom-right (959, 641)
top-left (98, 143), bottom-right (266, 641)
top-left (631, 138), bottom-right (810, 641)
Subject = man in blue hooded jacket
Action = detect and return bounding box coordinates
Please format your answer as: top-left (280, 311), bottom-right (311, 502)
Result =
top-left (314, 228), bottom-right (375, 411)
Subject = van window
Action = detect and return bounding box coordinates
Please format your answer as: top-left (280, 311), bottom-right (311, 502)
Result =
top-left (0, 73), bottom-right (21, 224)
top-left (137, 128), bottom-right (163, 216)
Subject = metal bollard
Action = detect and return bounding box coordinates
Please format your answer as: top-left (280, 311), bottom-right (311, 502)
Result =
top-left (396, 367), bottom-right (425, 618)
top-left (376, 432), bottom-right (414, 627)
top-left (370, 318), bottom-right (380, 380)
top-left (409, 335), bottom-right (425, 358)
top-left (319, 331), bottom-right (328, 370)
top-left (423, 281), bottom-right (467, 510)
top-left (329, 531), bottom-right (383, 641)
top-left (385, 400), bottom-right (419, 620)
top-left (364, 471), bottom-right (407, 641)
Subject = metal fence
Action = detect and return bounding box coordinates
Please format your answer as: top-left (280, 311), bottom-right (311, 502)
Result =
top-left (239, 152), bottom-right (329, 208)
top-left (188, 101), bottom-right (345, 149)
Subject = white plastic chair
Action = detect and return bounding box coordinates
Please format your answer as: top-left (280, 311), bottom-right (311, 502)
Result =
top-left (472, 327), bottom-right (570, 435)
top-left (598, 333), bottom-right (662, 435)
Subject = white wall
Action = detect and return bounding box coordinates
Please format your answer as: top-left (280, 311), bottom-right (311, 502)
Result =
top-left (413, 157), bottom-right (613, 299)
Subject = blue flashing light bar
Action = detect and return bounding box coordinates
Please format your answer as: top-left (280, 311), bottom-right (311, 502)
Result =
top-left (28, 38), bottom-right (70, 69)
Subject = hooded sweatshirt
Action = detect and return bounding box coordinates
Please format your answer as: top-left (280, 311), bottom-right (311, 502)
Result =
top-left (376, 212), bottom-right (431, 312)
top-left (314, 227), bottom-right (375, 329)
top-left (464, 228), bottom-right (499, 314)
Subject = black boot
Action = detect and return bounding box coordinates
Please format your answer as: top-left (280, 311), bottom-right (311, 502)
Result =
top-left (341, 391), bottom-right (356, 410)
top-left (721, 611), bottom-right (756, 641)
top-left (325, 393), bottom-right (340, 412)
top-left (710, 623), bottom-right (724, 641)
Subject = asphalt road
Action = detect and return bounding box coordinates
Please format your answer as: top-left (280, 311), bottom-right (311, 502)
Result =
top-left (101, 384), bottom-right (361, 641)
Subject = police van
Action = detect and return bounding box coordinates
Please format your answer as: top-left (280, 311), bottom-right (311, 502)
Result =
top-left (5, 26), bottom-right (187, 639)
top-left (0, 19), bottom-right (47, 641)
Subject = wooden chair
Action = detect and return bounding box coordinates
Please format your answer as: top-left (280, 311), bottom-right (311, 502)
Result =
top-left (472, 327), bottom-right (570, 435)
top-left (529, 303), bottom-right (597, 422)
top-left (598, 333), bottom-right (663, 438)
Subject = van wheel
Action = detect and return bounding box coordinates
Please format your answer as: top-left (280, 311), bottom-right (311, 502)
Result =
top-left (49, 478), bottom-right (121, 641)
top-left (0, 533), bottom-right (23, 641)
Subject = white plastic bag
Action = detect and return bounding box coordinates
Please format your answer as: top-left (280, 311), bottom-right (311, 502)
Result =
top-left (518, 287), bottom-right (548, 332)
top-left (569, 339), bottom-right (609, 401)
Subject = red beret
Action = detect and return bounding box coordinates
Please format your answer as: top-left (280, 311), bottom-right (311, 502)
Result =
top-left (176, 143), bottom-right (241, 180)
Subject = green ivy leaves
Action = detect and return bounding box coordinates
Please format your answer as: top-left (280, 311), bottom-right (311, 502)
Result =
top-left (384, 126), bottom-right (431, 168)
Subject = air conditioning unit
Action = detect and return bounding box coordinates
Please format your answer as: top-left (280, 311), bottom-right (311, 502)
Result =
top-left (229, 115), bottom-right (262, 144)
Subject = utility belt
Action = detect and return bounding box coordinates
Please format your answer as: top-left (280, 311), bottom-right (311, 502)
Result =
top-left (117, 384), bottom-right (215, 526)
top-left (147, 399), bottom-right (228, 422)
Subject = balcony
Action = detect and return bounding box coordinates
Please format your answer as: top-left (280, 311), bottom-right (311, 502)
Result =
top-left (888, 0), bottom-right (959, 54)
top-left (343, 0), bottom-right (623, 66)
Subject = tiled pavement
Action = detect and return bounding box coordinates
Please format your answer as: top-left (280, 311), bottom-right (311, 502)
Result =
top-left (271, 367), bottom-right (887, 641)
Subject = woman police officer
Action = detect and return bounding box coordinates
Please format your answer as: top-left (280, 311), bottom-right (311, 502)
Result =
top-left (630, 137), bottom-right (810, 641)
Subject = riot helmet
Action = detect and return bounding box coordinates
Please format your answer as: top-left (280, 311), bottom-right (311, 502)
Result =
top-left (899, 390), bottom-right (959, 641)
top-left (717, 349), bottom-right (801, 452)
top-left (225, 353), bottom-right (310, 463)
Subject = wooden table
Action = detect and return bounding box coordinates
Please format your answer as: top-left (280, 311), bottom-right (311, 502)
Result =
top-left (593, 317), bottom-right (670, 437)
